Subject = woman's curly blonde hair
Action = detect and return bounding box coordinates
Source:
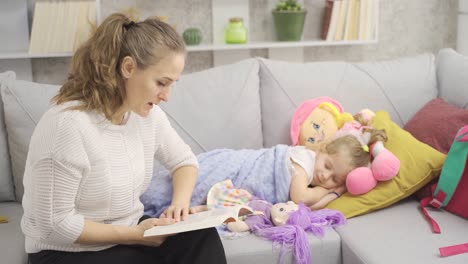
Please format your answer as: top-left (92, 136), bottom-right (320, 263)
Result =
top-left (53, 13), bottom-right (186, 120)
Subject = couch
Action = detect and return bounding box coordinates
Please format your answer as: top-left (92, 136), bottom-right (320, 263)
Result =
top-left (1, 48), bottom-right (467, 264)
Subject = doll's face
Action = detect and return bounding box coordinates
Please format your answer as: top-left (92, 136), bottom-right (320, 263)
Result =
top-left (271, 201), bottom-right (298, 226)
top-left (299, 108), bottom-right (339, 151)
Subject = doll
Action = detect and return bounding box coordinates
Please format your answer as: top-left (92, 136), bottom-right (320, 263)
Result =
top-left (227, 200), bottom-right (346, 264)
top-left (290, 96), bottom-right (354, 151)
top-left (206, 180), bottom-right (346, 264)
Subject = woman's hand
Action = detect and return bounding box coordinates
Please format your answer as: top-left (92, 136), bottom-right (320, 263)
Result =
top-left (130, 217), bottom-right (176, 247)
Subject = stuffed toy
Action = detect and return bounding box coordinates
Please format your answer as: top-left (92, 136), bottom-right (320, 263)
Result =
top-left (205, 180), bottom-right (346, 264)
top-left (227, 199), bottom-right (346, 264)
top-left (290, 96), bottom-right (354, 151)
top-left (291, 97), bottom-right (400, 195)
top-left (333, 118), bottom-right (400, 195)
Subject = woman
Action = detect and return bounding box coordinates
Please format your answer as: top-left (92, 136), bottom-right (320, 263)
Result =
top-left (21, 13), bottom-right (227, 264)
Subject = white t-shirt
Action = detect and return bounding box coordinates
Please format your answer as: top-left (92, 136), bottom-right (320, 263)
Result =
top-left (288, 146), bottom-right (316, 184)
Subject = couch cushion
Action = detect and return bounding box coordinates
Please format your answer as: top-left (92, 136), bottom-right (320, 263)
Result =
top-left (0, 202), bottom-right (27, 264)
top-left (259, 54), bottom-right (437, 146)
top-left (326, 111), bottom-right (446, 218)
top-left (223, 229), bottom-right (341, 264)
top-left (161, 58), bottom-right (263, 154)
top-left (404, 98), bottom-right (468, 154)
top-left (0, 80), bottom-right (59, 201)
top-left (336, 199), bottom-right (468, 264)
top-left (436, 48), bottom-right (468, 108)
top-left (0, 71), bottom-right (15, 201)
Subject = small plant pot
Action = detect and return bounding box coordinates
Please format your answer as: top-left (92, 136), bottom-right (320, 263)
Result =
top-left (183, 28), bottom-right (202, 45)
top-left (272, 10), bottom-right (307, 41)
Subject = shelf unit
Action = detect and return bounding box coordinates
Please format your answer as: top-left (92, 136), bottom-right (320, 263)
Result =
top-left (0, 39), bottom-right (378, 60)
top-left (0, 0), bottom-right (379, 79)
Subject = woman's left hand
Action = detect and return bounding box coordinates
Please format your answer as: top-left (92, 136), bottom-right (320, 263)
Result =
top-left (160, 203), bottom-right (190, 222)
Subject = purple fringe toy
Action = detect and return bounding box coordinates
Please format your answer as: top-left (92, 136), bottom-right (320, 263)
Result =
top-left (249, 202), bottom-right (346, 264)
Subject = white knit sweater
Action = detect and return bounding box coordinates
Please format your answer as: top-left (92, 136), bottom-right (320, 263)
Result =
top-left (21, 102), bottom-right (198, 253)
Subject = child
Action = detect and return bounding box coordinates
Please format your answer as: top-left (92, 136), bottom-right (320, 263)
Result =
top-left (142, 121), bottom-right (388, 217)
top-left (288, 126), bottom-right (387, 210)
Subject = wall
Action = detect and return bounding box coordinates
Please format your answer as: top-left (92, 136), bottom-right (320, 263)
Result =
top-left (29, 0), bottom-right (458, 84)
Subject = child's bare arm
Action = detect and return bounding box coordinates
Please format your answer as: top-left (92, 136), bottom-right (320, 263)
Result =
top-left (289, 161), bottom-right (330, 206)
top-left (309, 185), bottom-right (346, 210)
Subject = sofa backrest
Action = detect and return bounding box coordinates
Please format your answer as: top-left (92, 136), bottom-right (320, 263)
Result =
top-left (436, 48), bottom-right (468, 109)
top-left (0, 58), bottom-right (264, 201)
top-left (2, 49), bottom-right (466, 202)
top-left (0, 71), bottom-right (15, 202)
top-left (0, 77), bottom-right (59, 201)
top-left (258, 53), bottom-right (438, 147)
top-left (160, 58), bottom-right (263, 154)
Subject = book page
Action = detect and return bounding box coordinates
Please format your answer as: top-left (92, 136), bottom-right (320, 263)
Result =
top-left (143, 205), bottom-right (252, 237)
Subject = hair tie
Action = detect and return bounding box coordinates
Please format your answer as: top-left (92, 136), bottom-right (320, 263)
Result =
top-left (362, 144), bottom-right (369, 152)
top-left (124, 21), bottom-right (136, 30)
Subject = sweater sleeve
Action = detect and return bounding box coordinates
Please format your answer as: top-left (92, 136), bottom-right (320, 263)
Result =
top-left (25, 112), bottom-right (90, 246)
top-left (152, 107), bottom-right (198, 174)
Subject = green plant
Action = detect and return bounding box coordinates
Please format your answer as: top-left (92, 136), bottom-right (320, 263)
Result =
top-left (274, 0), bottom-right (304, 12)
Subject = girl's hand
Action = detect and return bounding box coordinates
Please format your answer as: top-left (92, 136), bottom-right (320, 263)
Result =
top-left (131, 218), bottom-right (176, 247)
top-left (160, 203), bottom-right (190, 222)
top-left (331, 185), bottom-right (347, 196)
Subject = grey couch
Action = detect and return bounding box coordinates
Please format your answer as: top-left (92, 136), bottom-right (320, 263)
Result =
top-left (1, 48), bottom-right (467, 264)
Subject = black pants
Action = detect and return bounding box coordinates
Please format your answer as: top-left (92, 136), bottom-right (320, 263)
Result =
top-left (29, 217), bottom-right (227, 264)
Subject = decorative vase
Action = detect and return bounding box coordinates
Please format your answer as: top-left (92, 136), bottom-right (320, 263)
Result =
top-left (183, 28), bottom-right (202, 45)
top-left (225, 17), bottom-right (247, 44)
top-left (272, 9), bottom-right (307, 41)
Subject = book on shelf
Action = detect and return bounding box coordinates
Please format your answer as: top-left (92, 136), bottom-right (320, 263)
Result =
top-left (321, 0), bottom-right (334, 40)
top-left (322, 0), bottom-right (376, 42)
top-left (343, 0), bottom-right (360, 41)
top-left (334, 0), bottom-right (349, 41)
top-left (143, 205), bottom-right (253, 237)
top-left (325, 0), bottom-right (341, 41)
top-left (29, 0), bottom-right (96, 54)
top-left (364, 0), bottom-right (376, 41)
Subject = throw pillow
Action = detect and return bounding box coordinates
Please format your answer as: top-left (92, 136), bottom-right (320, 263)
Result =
top-left (0, 71), bottom-right (16, 201)
top-left (404, 98), bottom-right (468, 154)
top-left (0, 79), bottom-right (60, 201)
top-left (404, 98), bottom-right (468, 200)
top-left (326, 111), bottom-right (446, 218)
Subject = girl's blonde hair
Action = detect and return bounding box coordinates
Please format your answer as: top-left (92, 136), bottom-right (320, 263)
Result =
top-left (323, 126), bottom-right (387, 169)
top-left (53, 13), bottom-right (186, 120)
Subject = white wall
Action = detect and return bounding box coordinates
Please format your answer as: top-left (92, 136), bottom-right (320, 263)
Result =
top-left (458, 0), bottom-right (468, 55)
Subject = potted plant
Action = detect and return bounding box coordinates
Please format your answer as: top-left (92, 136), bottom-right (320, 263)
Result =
top-left (272, 0), bottom-right (307, 41)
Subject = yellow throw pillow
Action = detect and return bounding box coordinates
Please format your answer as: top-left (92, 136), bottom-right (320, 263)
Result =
top-left (326, 110), bottom-right (446, 218)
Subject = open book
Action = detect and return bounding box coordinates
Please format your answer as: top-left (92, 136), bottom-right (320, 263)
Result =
top-left (143, 205), bottom-right (253, 237)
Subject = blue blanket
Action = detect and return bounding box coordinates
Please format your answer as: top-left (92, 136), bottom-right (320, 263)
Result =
top-left (141, 145), bottom-right (291, 217)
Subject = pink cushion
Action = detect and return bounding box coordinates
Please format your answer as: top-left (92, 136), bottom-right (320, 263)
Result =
top-left (404, 98), bottom-right (468, 154)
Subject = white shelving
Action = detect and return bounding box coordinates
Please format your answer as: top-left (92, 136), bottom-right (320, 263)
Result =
top-left (0, 0), bottom-right (380, 76)
top-left (0, 39), bottom-right (378, 60)
top-left (0, 52), bottom-right (73, 60)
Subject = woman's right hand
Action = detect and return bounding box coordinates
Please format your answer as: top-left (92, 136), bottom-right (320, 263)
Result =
top-left (130, 217), bottom-right (176, 247)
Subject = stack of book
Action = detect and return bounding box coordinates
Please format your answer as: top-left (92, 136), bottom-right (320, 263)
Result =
top-left (321, 0), bottom-right (377, 41)
top-left (29, 0), bottom-right (97, 54)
